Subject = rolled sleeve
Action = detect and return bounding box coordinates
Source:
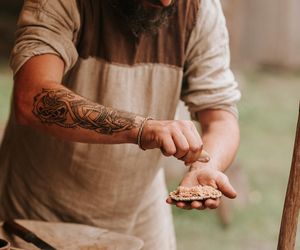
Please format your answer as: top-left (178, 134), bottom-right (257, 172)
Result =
top-left (10, 0), bottom-right (80, 75)
top-left (181, 0), bottom-right (241, 119)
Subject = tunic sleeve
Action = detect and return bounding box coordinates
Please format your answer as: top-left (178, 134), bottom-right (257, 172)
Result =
top-left (10, 0), bottom-right (80, 75)
top-left (181, 0), bottom-right (241, 119)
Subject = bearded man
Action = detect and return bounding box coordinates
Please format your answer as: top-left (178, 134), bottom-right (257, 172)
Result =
top-left (0, 0), bottom-right (241, 249)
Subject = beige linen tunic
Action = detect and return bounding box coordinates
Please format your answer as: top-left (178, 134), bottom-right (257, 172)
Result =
top-left (0, 0), bottom-right (240, 249)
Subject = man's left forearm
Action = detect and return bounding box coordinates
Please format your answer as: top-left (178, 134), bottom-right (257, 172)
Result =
top-left (192, 109), bottom-right (240, 172)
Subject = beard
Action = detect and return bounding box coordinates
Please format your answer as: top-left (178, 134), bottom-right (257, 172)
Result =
top-left (110, 0), bottom-right (176, 36)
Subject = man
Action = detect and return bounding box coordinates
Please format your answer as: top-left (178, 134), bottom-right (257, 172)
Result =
top-left (0, 0), bottom-right (241, 249)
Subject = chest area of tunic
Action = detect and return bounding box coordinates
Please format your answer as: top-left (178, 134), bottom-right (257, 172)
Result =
top-left (75, 0), bottom-right (200, 68)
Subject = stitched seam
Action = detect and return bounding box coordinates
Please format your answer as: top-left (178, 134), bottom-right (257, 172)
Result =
top-left (78, 56), bottom-right (184, 71)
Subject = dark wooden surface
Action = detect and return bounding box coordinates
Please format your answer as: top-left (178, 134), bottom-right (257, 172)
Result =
top-left (0, 220), bottom-right (143, 250)
top-left (278, 104), bottom-right (300, 250)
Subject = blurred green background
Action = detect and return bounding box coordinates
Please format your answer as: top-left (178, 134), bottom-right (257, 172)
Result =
top-left (169, 70), bottom-right (300, 249)
top-left (1, 1), bottom-right (300, 249)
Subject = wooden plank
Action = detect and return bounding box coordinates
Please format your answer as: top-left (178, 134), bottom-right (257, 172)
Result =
top-left (277, 104), bottom-right (300, 250)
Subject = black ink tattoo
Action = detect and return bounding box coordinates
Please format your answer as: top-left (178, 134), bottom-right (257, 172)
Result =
top-left (32, 89), bottom-right (137, 134)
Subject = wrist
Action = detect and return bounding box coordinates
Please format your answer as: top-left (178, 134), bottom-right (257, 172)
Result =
top-left (126, 116), bottom-right (145, 144)
top-left (137, 117), bottom-right (154, 150)
top-left (189, 158), bottom-right (220, 172)
top-left (189, 162), bottom-right (210, 172)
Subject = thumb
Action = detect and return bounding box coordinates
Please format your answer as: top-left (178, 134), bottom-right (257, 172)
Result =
top-left (216, 173), bottom-right (237, 199)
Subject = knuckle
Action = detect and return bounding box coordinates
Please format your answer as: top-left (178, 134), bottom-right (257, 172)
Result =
top-left (161, 126), bottom-right (170, 135)
top-left (182, 156), bottom-right (192, 164)
top-left (177, 120), bottom-right (185, 125)
top-left (190, 145), bottom-right (201, 153)
top-left (178, 120), bottom-right (188, 128)
top-left (163, 123), bottom-right (175, 134)
top-left (183, 120), bottom-right (194, 128)
top-left (162, 151), bottom-right (172, 157)
top-left (165, 148), bottom-right (176, 156)
top-left (174, 152), bottom-right (184, 159)
top-left (170, 149), bottom-right (177, 155)
top-left (170, 123), bottom-right (179, 132)
top-left (180, 145), bottom-right (190, 153)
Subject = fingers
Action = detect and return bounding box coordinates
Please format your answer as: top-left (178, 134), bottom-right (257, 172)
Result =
top-left (197, 150), bottom-right (211, 163)
top-left (191, 201), bottom-right (205, 210)
top-left (176, 201), bottom-right (192, 210)
top-left (166, 197), bottom-right (220, 210)
top-left (166, 198), bottom-right (191, 209)
top-left (204, 198), bottom-right (221, 209)
top-left (216, 174), bottom-right (237, 199)
top-left (172, 131), bottom-right (189, 159)
top-left (190, 199), bottom-right (220, 210)
top-left (160, 136), bottom-right (177, 157)
top-left (166, 121), bottom-right (203, 164)
top-left (143, 120), bottom-right (204, 164)
top-left (166, 197), bottom-right (174, 205)
top-left (179, 126), bottom-right (203, 165)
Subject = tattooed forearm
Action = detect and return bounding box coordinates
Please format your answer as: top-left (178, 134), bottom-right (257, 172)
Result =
top-left (32, 89), bottom-right (138, 134)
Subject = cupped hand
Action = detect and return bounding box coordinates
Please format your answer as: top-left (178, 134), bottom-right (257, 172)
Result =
top-left (166, 165), bottom-right (237, 210)
top-left (141, 120), bottom-right (204, 165)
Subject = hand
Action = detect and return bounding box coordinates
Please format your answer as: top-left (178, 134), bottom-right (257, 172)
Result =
top-left (141, 120), bottom-right (204, 165)
top-left (166, 165), bottom-right (237, 210)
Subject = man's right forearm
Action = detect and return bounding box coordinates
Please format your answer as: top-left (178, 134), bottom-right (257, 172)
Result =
top-left (13, 54), bottom-right (145, 144)
top-left (15, 81), bottom-right (144, 144)
top-left (14, 54), bottom-right (209, 164)
top-left (33, 88), bottom-right (139, 134)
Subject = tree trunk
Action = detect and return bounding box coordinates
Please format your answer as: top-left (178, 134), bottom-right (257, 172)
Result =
top-left (277, 103), bottom-right (300, 250)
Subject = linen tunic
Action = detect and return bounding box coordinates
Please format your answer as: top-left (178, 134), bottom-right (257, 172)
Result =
top-left (0, 0), bottom-right (241, 249)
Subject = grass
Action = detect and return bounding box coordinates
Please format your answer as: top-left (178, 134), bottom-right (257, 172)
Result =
top-left (0, 66), bottom-right (300, 249)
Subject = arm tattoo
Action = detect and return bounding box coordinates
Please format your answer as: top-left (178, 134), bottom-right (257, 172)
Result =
top-left (32, 89), bottom-right (138, 134)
